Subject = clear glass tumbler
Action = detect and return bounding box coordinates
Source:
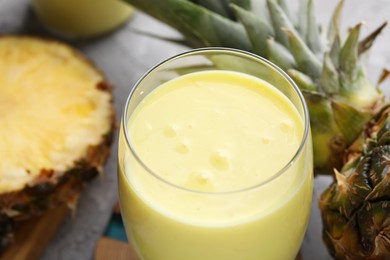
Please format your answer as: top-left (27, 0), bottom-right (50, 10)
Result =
top-left (118, 48), bottom-right (313, 260)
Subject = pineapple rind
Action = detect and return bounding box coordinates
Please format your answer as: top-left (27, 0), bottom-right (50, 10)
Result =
top-left (319, 107), bottom-right (390, 259)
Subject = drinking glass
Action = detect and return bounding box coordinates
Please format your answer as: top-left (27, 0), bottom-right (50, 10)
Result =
top-left (118, 48), bottom-right (313, 260)
top-left (32, 0), bottom-right (133, 39)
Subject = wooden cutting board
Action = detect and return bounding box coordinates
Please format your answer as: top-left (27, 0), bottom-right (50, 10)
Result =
top-left (94, 237), bottom-right (137, 260)
top-left (0, 206), bottom-right (68, 260)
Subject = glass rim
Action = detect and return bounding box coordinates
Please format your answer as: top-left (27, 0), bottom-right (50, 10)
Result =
top-left (122, 47), bottom-right (310, 195)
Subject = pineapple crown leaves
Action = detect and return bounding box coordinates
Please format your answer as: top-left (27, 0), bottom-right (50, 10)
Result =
top-left (126, 0), bottom-right (252, 50)
top-left (123, 0), bottom-right (387, 93)
top-left (123, 0), bottom-right (386, 104)
top-left (125, 0), bottom-right (385, 96)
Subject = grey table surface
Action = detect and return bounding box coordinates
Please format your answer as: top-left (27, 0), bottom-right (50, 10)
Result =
top-left (0, 0), bottom-right (389, 259)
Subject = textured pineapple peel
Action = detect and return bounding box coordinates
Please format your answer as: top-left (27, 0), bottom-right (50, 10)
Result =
top-left (319, 107), bottom-right (390, 259)
top-left (0, 36), bottom-right (113, 194)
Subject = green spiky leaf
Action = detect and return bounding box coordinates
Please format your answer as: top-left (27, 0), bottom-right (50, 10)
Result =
top-left (358, 21), bottom-right (388, 55)
top-left (191, 0), bottom-right (232, 18)
top-left (302, 90), bottom-right (345, 170)
top-left (267, 38), bottom-right (296, 70)
top-left (283, 29), bottom-right (322, 79)
top-left (287, 69), bottom-right (316, 91)
top-left (327, 0), bottom-right (344, 43)
top-left (306, 0), bottom-right (322, 54)
top-left (339, 23), bottom-right (362, 94)
top-left (320, 53), bottom-right (339, 94)
top-left (298, 0), bottom-right (309, 40)
top-left (266, 0), bottom-right (297, 48)
top-left (231, 4), bottom-right (273, 56)
top-left (329, 34), bottom-right (341, 68)
top-left (277, 0), bottom-right (292, 21)
top-left (231, 0), bottom-right (251, 9)
top-left (337, 23), bottom-right (381, 107)
top-left (332, 100), bottom-right (370, 144)
top-left (123, 0), bottom-right (251, 50)
top-left (190, 0), bottom-right (251, 19)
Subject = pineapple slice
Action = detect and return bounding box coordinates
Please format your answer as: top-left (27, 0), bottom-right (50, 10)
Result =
top-left (0, 36), bottom-right (114, 249)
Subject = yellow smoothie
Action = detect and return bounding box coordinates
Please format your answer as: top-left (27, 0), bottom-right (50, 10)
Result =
top-left (33, 0), bottom-right (133, 38)
top-left (119, 70), bottom-right (313, 259)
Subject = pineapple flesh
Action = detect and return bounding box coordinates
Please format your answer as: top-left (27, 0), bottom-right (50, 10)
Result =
top-left (0, 36), bottom-right (114, 250)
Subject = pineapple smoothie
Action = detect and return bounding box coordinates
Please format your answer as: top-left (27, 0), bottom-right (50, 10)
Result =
top-left (32, 0), bottom-right (133, 38)
top-left (119, 70), bottom-right (313, 259)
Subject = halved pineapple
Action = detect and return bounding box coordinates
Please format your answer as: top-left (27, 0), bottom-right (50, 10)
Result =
top-left (0, 36), bottom-right (114, 250)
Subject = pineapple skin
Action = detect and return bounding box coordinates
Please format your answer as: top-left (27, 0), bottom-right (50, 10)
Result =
top-left (319, 106), bottom-right (390, 259)
top-left (0, 128), bottom-right (114, 218)
top-left (0, 129), bottom-right (114, 251)
top-left (0, 36), bottom-right (115, 251)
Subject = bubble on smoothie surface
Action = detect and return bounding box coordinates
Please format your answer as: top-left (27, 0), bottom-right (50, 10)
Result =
top-left (209, 149), bottom-right (230, 171)
top-left (164, 123), bottom-right (179, 138)
top-left (280, 119), bottom-right (294, 133)
top-left (186, 170), bottom-right (214, 191)
top-left (175, 140), bottom-right (190, 154)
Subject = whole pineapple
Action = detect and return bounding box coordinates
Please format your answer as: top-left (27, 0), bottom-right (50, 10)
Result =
top-left (0, 36), bottom-right (115, 250)
top-left (123, 0), bottom-right (387, 173)
top-left (122, 0), bottom-right (390, 258)
top-left (319, 106), bottom-right (390, 259)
